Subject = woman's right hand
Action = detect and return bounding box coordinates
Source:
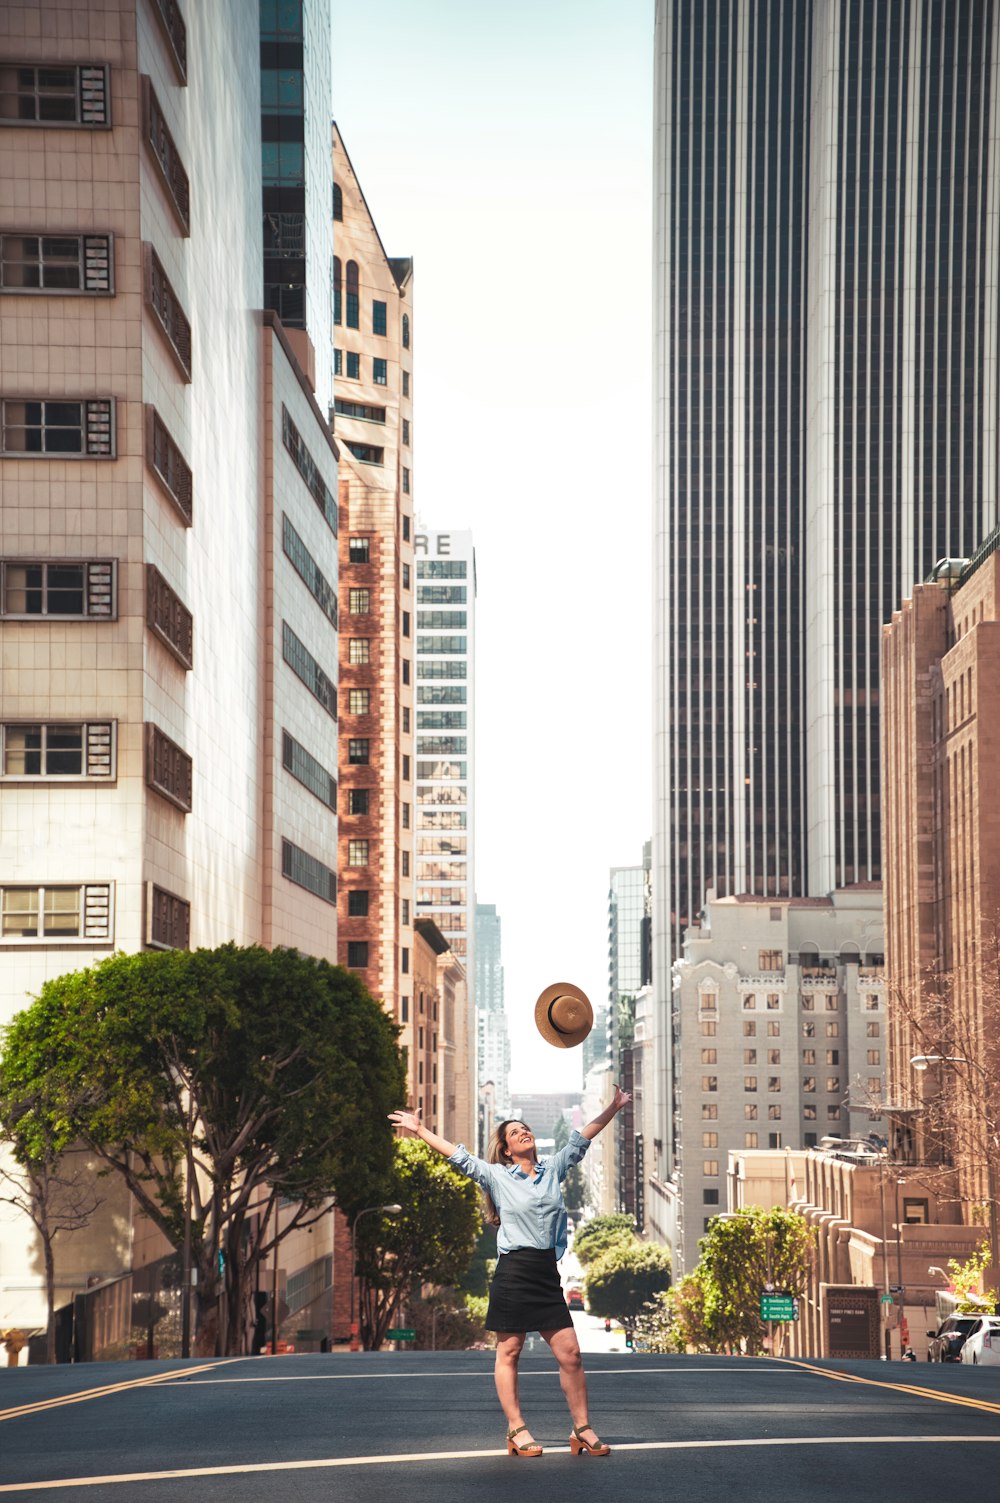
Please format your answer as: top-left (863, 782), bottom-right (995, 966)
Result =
top-left (388, 1107), bottom-right (422, 1134)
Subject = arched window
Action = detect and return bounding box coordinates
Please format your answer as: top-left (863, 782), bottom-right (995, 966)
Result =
top-left (333, 257), bottom-right (342, 325)
top-left (333, 182), bottom-right (343, 221)
top-left (402, 312), bottom-right (410, 350)
top-left (346, 260), bottom-right (359, 328)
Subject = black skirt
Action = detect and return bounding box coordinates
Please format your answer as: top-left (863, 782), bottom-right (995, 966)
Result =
top-left (485, 1247), bottom-right (574, 1334)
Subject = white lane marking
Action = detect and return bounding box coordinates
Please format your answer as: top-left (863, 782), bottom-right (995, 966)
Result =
top-left (159, 1364), bottom-right (795, 1384)
top-left (1, 1435), bottom-right (998, 1492)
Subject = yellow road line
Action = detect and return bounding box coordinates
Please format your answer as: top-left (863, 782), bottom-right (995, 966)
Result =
top-left (2, 1434), bottom-right (999, 1492)
top-left (775, 1357), bottom-right (1000, 1417)
top-left (0, 1361), bottom-right (233, 1423)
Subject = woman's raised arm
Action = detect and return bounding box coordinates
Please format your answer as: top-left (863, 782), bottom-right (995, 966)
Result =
top-left (388, 1107), bottom-right (457, 1159)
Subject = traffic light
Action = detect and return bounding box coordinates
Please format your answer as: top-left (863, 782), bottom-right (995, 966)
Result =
top-left (624, 1329), bottom-right (634, 1349)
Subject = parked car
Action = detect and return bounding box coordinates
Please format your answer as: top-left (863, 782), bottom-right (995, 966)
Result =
top-left (960, 1315), bottom-right (1000, 1365)
top-left (925, 1315), bottom-right (980, 1361)
top-left (566, 1288), bottom-right (585, 1310)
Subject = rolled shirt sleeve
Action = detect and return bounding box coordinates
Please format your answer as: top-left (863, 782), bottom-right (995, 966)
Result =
top-left (547, 1128), bottom-right (591, 1182)
top-left (446, 1143), bottom-right (497, 1194)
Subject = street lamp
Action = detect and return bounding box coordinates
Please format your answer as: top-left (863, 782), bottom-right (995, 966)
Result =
top-left (910, 1054), bottom-right (999, 1282)
top-left (350, 1204), bottom-right (402, 1352)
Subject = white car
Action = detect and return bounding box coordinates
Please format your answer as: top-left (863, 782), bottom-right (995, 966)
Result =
top-left (960, 1315), bottom-right (1000, 1365)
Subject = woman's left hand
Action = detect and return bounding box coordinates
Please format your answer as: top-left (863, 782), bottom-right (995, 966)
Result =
top-left (611, 1083), bottom-right (632, 1111)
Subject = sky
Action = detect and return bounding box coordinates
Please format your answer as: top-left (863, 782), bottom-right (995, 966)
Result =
top-left (330, 0), bottom-right (655, 1094)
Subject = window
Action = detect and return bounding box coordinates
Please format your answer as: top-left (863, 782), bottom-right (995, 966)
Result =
top-left (768, 1105), bottom-right (782, 1120)
top-left (347, 840), bottom-right (369, 866)
top-left (1, 559), bottom-right (115, 618)
top-left (282, 622), bottom-right (336, 719)
top-left (701, 1020), bottom-right (717, 1037)
top-left (0, 232), bottom-right (113, 293)
top-left (337, 400), bottom-right (385, 424)
top-left (346, 351), bottom-right (360, 380)
top-left (348, 689), bottom-right (370, 715)
top-left (151, 0), bottom-right (187, 83)
top-left (826, 1077), bottom-right (840, 1094)
top-left (0, 62), bottom-right (110, 126)
top-left (766, 994), bottom-right (780, 1010)
top-left (825, 996), bottom-right (839, 1011)
top-left (401, 947), bottom-right (409, 975)
top-left (348, 739), bottom-right (369, 764)
top-left (867, 1049), bottom-right (881, 1065)
top-left (282, 407), bottom-right (338, 535)
top-left (144, 563), bottom-right (193, 669)
top-left (403, 563), bottom-right (411, 590)
top-left (804, 1104), bottom-right (817, 1120)
top-left (417, 635), bottom-right (466, 655)
top-left (744, 1076), bottom-right (757, 1092)
top-left (768, 1133), bottom-right (782, 1149)
top-left (402, 467), bottom-right (410, 494)
top-left (402, 658), bottom-right (410, 684)
top-left (701, 1049), bottom-right (717, 1064)
top-left (282, 839), bottom-right (336, 905)
top-left (702, 1132), bottom-right (718, 1148)
top-left (702, 1104), bottom-right (717, 1120)
top-left (402, 515), bottom-right (411, 541)
top-left (146, 407), bottom-right (192, 523)
top-left (348, 890), bottom-right (369, 916)
top-left (825, 1021), bottom-right (839, 1037)
top-left (347, 941), bottom-right (369, 969)
top-left (768, 1077), bottom-right (781, 1093)
top-left (402, 418), bottom-right (410, 445)
top-left (401, 898), bottom-right (410, 925)
top-left (803, 1021), bottom-right (815, 1037)
top-left (743, 1020), bottom-right (756, 1036)
top-left (704, 1188), bottom-right (719, 1205)
top-left (826, 1105), bottom-right (841, 1121)
top-left (866, 1021), bottom-right (880, 1038)
top-left (348, 788), bottom-right (369, 816)
top-left (767, 1021), bottom-right (781, 1037)
top-left (143, 244), bottom-right (191, 379)
top-left (401, 851), bottom-right (410, 876)
top-left (801, 995), bottom-right (814, 1011)
top-left (804, 1133), bottom-right (817, 1148)
top-left (261, 140), bottom-right (305, 185)
top-left (768, 1050), bottom-right (781, 1065)
top-left (700, 991), bottom-right (718, 1013)
top-left (349, 537), bottom-right (371, 564)
top-left (802, 1049), bottom-right (816, 1065)
top-left (902, 1199), bottom-right (929, 1225)
top-left (346, 441), bottom-right (384, 466)
top-left (141, 78), bottom-right (189, 233)
top-left (402, 706), bottom-right (410, 733)
top-left (402, 802), bottom-right (410, 829)
top-left (345, 261), bottom-right (360, 327)
top-left (826, 1050), bottom-right (839, 1065)
top-left (333, 256), bottom-right (343, 324)
top-left (759, 950), bottom-right (783, 971)
top-left (349, 638), bottom-right (370, 664)
top-left (372, 300), bottom-right (386, 335)
top-left (334, 347), bottom-right (342, 375)
top-left (145, 722), bottom-right (192, 812)
top-left (745, 1133), bottom-right (758, 1148)
top-left (745, 1104), bottom-right (758, 1119)
top-left (743, 995), bottom-right (756, 1010)
top-left (803, 1076), bottom-right (816, 1092)
top-left (349, 588), bottom-right (370, 614)
top-left (333, 182), bottom-right (343, 220)
top-left (402, 611), bottom-right (410, 637)
top-left (1, 398), bottom-right (115, 457)
top-left (402, 369), bottom-right (410, 396)
top-left (147, 883), bottom-right (189, 949)
top-left (282, 731), bottom-right (335, 809)
top-left (865, 994), bottom-right (881, 1011)
top-left (402, 313), bottom-right (410, 349)
top-left (744, 1049), bottom-right (757, 1064)
top-left (1, 722), bottom-right (115, 781)
top-left (0, 877), bottom-right (113, 937)
top-left (373, 357), bottom-right (387, 385)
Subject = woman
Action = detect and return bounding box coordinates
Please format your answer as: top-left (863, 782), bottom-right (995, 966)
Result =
top-left (388, 1084), bottom-right (630, 1457)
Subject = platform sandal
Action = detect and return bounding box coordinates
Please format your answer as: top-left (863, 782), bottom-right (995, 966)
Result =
top-left (506, 1425), bottom-right (543, 1457)
top-left (570, 1424), bottom-right (611, 1457)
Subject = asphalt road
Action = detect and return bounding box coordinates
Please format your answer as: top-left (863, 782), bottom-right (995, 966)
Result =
top-left (2, 1345), bottom-right (998, 1501)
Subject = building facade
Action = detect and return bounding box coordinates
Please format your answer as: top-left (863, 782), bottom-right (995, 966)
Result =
top-left (652, 0), bottom-right (1000, 1258)
top-left (475, 902), bottom-right (510, 1126)
top-left (0, 0), bottom-right (341, 1337)
top-left (882, 536), bottom-right (1000, 1258)
top-left (332, 125), bottom-right (417, 1084)
top-left (661, 891), bottom-right (886, 1275)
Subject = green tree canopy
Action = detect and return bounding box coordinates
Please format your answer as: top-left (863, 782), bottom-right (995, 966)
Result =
top-left (584, 1239), bottom-right (671, 1326)
top-left (696, 1207), bottom-right (815, 1355)
top-left (572, 1212), bottom-right (637, 1266)
top-left (0, 944), bottom-right (405, 1354)
top-left (357, 1137), bottom-right (481, 1349)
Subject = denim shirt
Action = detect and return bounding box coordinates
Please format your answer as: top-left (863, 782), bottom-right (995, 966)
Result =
top-left (447, 1129), bottom-right (590, 1261)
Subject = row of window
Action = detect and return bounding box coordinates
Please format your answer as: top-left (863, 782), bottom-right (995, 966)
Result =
top-left (0, 881), bottom-right (184, 948)
top-left (699, 1103), bottom-right (841, 1122)
top-left (334, 349), bottom-right (388, 386)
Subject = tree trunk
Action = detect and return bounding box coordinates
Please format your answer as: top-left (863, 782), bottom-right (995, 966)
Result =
top-left (42, 1229), bottom-right (56, 1365)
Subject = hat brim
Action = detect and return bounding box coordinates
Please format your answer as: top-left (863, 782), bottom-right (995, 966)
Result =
top-left (534, 981), bottom-right (594, 1049)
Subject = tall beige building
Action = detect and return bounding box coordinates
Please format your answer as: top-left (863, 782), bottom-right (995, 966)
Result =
top-left (0, 0), bottom-right (341, 1340)
top-left (882, 535), bottom-right (1000, 1261)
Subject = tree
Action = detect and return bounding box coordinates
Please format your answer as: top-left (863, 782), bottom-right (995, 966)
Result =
top-left (584, 1240), bottom-right (671, 1329)
top-left (946, 1240), bottom-right (997, 1313)
top-left (633, 1273), bottom-right (713, 1354)
top-left (696, 1207), bottom-right (815, 1355)
top-left (356, 1137), bottom-right (481, 1350)
top-left (0, 944), bottom-right (405, 1355)
top-left (0, 1134), bottom-right (101, 1365)
top-left (572, 1213), bottom-right (637, 1267)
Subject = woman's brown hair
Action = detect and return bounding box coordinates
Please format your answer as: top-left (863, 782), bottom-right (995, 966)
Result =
top-left (480, 1119), bottom-right (529, 1227)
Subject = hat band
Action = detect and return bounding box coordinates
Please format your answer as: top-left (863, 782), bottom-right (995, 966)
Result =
top-left (548, 1000), bottom-right (578, 1035)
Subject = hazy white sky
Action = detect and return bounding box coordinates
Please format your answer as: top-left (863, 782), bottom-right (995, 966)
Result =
top-left (330, 0), bottom-right (655, 1093)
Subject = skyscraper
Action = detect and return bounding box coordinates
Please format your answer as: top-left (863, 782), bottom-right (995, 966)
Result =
top-left (652, 0), bottom-right (1000, 1204)
top-left (476, 902), bottom-right (510, 1123)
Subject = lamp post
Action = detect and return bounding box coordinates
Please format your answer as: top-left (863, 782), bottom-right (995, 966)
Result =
top-left (350, 1204), bottom-right (402, 1352)
top-left (910, 1054), bottom-right (999, 1286)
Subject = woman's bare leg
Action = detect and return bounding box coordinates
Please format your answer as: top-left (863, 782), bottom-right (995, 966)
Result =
top-left (542, 1326), bottom-right (601, 1441)
top-left (494, 1331), bottom-right (535, 1440)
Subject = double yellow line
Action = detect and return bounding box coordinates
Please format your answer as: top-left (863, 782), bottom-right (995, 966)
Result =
top-left (0, 1360), bottom-right (232, 1424)
top-left (780, 1356), bottom-right (1000, 1416)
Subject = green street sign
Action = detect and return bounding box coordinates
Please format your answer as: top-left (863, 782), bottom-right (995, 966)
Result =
top-left (880, 1294), bottom-right (895, 1305)
top-left (387, 1328), bottom-right (416, 1341)
top-left (760, 1295), bottom-right (797, 1321)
